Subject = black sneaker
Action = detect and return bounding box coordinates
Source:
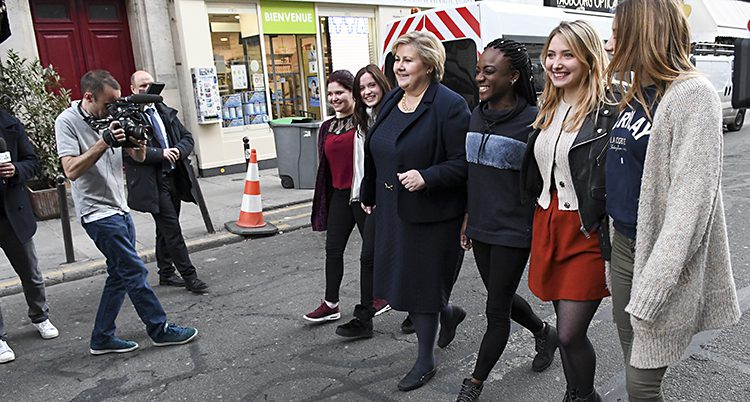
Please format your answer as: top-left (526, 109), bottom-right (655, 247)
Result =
top-left (456, 378), bottom-right (483, 402)
top-left (532, 322), bottom-right (558, 372)
top-left (185, 278), bottom-right (209, 294)
top-left (335, 318), bottom-right (373, 339)
top-left (159, 273), bottom-right (185, 287)
top-left (401, 316), bottom-right (415, 334)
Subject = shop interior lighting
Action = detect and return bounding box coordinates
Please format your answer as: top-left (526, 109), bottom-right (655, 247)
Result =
top-left (220, 37), bottom-right (228, 42)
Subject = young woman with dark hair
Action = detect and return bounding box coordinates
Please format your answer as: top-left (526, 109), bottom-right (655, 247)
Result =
top-left (455, 39), bottom-right (558, 402)
top-left (306, 70), bottom-right (369, 323)
top-left (335, 65), bottom-right (394, 338)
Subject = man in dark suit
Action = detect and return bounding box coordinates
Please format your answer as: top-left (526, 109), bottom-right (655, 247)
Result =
top-left (0, 108), bottom-right (59, 364)
top-left (124, 70), bottom-right (208, 294)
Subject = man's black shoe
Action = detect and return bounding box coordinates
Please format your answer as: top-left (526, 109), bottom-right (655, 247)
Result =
top-left (159, 273), bottom-right (185, 287)
top-left (401, 315), bottom-right (415, 334)
top-left (185, 278), bottom-right (209, 294)
top-left (335, 318), bottom-right (373, 339)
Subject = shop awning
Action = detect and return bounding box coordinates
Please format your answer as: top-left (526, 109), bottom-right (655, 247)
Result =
top-left (687, 0), bottom-right (750, 41)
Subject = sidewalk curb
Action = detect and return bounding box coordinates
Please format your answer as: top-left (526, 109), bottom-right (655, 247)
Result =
top-left (0, 208), bottom-right (312, 298)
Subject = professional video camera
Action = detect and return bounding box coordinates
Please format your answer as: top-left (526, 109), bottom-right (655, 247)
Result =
top-left (86, 94), bottom-right (163, 147)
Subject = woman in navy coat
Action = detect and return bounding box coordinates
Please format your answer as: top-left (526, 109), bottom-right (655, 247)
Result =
top-left (360, 30), bottom-right (470, 392)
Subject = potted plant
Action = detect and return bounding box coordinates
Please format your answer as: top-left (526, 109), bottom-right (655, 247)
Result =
top-left (0, 50), bottom-right (71, 219)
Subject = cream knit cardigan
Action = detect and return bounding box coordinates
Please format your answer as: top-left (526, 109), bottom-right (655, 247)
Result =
top-left (623, 76), bottom-right (741, 369)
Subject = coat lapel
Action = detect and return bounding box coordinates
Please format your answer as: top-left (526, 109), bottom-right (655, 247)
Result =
top-left (368, 82), bottom-right (439, 142)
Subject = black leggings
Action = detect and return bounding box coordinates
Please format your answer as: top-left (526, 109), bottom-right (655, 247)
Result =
top-left (471, 240), bottom-right (544, 381)
top-left (324, 189), bottom-right (366, 303)
top-left (553, 299), bottom-right (602, 395)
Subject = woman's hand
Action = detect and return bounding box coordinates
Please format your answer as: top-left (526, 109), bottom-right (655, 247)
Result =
top-left (361, 204), bottom-right (375, 214)
top-left (397, 170), bottom-right (426, 192)
top-left (460, 213), bottom-right (472, 250)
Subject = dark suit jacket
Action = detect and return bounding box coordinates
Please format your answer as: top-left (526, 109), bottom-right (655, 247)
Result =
top-left (0, 108), bottom-right (39, 243)
top-left (124, 103), bottom-right (198, 214)
top-left (361, 82), bottom-right (470, 223)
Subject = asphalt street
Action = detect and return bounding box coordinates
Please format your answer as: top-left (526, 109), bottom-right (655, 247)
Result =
top-left (0, 125), bottom-right (749, 401)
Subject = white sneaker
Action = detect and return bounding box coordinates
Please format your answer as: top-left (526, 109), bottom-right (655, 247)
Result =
top-left (0, 340), bottom-right (15, 363)
top-left (33, 319), bottom-right (59, 339)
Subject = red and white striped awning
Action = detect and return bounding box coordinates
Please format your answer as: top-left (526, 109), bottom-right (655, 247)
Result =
top-left (381, 4), bottom-right (481, 56)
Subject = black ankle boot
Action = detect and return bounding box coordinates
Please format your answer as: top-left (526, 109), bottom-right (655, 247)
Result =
top-left (438, 306), bottom-right (466, 348)
top-left (335, 305), bottom-right (373, 339)
top-left (397, 366), bottom-right (437, 391)
top-left (532, 322), bottom-right (558, 372)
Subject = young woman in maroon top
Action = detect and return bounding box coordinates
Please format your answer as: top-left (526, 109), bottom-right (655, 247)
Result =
top-left (306, 70), bottom-right (369, 323)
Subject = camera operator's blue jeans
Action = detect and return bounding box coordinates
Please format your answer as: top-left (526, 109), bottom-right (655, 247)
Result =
top-left (83, 213), bottom-right (167, 344)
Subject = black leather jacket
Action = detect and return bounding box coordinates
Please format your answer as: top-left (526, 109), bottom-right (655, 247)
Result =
top-left (521, 99), bottom-right (618, 260)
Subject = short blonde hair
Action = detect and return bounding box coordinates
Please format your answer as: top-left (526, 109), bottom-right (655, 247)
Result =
top-left (391, 31), bottom-right (445, 82)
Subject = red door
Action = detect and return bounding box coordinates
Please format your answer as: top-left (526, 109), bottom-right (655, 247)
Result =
top-left (30, 0), bottom-right (136, 100)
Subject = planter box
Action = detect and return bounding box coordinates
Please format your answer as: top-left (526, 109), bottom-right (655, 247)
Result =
top-left (27, 186), bottom-right (60, 220)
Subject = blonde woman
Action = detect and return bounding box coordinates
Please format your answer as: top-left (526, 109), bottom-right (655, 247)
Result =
top-left (520, 21), bottom-right (617, 402)
top-left (604, 1), bottom-right (741, 401)
top-left (361, 31), bottom-right (470, 391)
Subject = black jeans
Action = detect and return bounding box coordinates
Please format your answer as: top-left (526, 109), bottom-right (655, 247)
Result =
top-left (152, 173), bottom-right (197, 280)
top-left (325, 189), bottom-right (366, 303)
top-left (359, 213), bottom-right (375, 308)
top-left (471, 240), bottom-right (543, 381)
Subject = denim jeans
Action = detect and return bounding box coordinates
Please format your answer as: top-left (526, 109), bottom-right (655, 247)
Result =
top-left (83, 213), bottom-right (167, 344)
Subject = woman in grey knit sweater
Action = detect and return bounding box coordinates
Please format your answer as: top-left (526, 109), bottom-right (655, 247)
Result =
top-left (604, 1), bottom-right (742, 401)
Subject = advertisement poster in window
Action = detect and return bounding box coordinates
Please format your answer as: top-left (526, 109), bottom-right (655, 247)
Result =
top-left (308, 76), bottom-right (320, 107)
top-left (231, 65), bottom-right (248, 90)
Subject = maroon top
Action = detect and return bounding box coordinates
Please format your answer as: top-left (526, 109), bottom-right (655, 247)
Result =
top-left (324, 127), bottom-right (355, 190)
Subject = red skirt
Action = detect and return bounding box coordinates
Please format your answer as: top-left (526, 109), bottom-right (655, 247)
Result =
top-left (528, 192), bottom-right (609, 301)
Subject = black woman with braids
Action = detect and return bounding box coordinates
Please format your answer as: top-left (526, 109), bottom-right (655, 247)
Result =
top-left (456, 39), bottom-right (558, 402)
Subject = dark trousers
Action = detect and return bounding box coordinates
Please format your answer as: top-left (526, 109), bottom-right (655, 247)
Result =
top-left (471, 240), bottom-right (544, 381)
top-left (83, 213), bottom-right (167, 344)
top-left (359, 213), bottom-right (375, 308)
top-left (0, 216), bottom-right (48, 341)
top-left (325, 189), bottom-right (366, 303)
top-left (152, 173), bottom-right (197, 280)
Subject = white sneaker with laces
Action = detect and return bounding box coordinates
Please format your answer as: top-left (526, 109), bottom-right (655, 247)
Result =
top-left (0, 340), bottom-right (15, 363)
top-left (33, 319), bottom-right (59, 339)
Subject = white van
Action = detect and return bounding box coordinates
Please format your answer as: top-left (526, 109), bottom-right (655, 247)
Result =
top-left (693, 44), bottom-right (746, 131)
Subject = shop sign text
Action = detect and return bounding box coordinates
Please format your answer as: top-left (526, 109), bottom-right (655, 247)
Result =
top-left (544, 0), bottom-right (618, 13)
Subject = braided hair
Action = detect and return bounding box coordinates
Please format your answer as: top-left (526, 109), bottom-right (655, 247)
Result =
top-left (484, 38), bottom-right (536, 106)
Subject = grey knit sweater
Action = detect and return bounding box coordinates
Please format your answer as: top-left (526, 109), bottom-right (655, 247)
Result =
top-left (622, 76), bottom-right (741, 369)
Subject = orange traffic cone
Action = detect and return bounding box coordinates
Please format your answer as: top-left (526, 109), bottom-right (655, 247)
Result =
top-left (224, 149), bottom-right (278, 236)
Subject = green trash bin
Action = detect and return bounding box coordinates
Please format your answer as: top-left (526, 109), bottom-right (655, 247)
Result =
top-left (269, 118), bottom-right (322, 189)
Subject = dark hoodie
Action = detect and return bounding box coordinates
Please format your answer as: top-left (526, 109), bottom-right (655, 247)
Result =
top-left (465, 98), bottom-right (538, 247)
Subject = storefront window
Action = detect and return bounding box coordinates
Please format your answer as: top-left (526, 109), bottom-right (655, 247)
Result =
top-left (209, 12), bottom-right (270, 127)
top-left (265, 34), bottom-right (320, 119)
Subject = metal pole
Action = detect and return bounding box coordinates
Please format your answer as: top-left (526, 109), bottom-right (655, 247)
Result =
top-left (243, 136), bottom-right (251, 166)
top-left (56, 174), bottom-right (75, 263)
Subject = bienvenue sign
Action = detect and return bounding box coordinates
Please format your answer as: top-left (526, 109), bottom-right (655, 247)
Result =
top-left (261, 1), bottom-right (316, 34)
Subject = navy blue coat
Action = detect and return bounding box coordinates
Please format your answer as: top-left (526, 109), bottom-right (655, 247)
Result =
top-left (0, 108), bottom-right (39, 243)
top-left (361, 82), bottom-right (470, 223)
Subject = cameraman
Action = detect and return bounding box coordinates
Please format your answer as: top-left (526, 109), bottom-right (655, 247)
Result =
top-left (125, 70), bottom-right (208, 294)
top-left (55, 70), bottom-right (198, 355)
